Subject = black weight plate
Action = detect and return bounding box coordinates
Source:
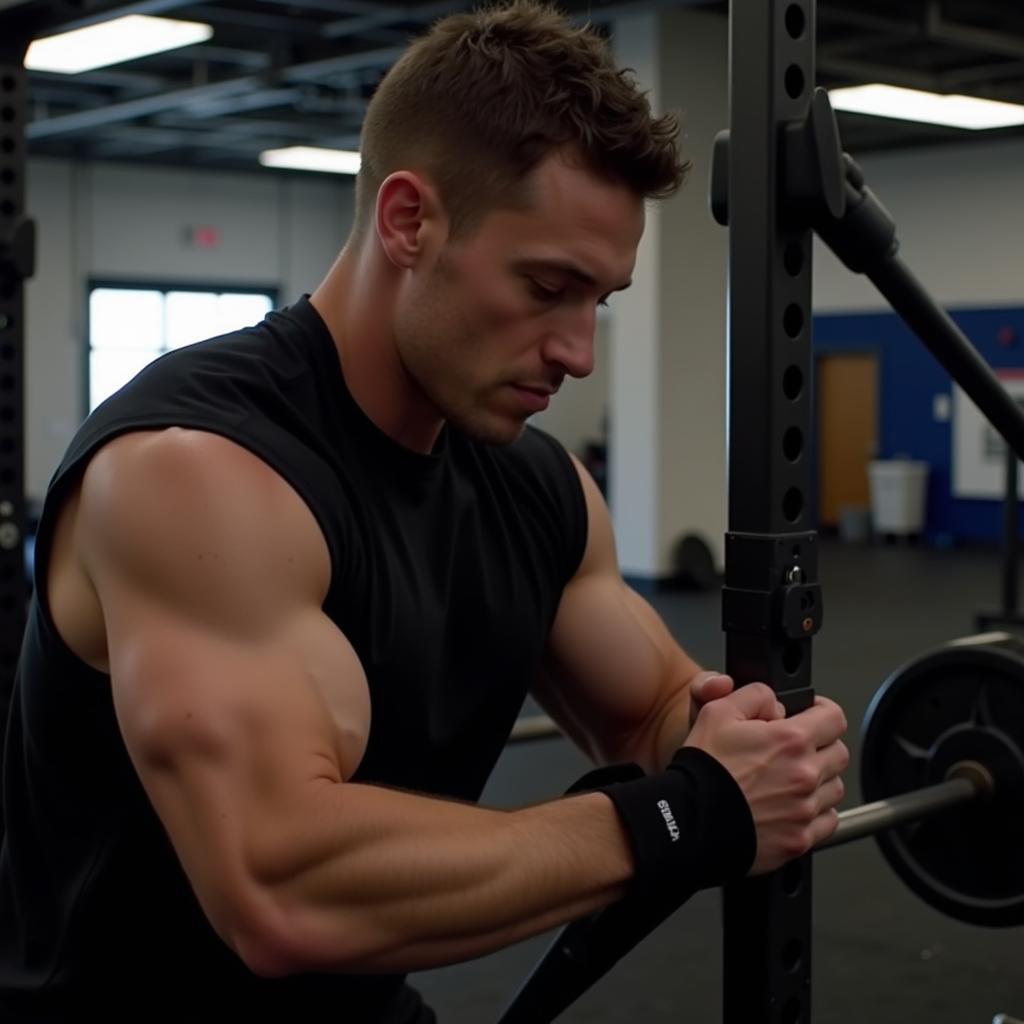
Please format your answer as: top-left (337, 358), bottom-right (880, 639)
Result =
top-left (860, 632), bottom-right (1024, 927)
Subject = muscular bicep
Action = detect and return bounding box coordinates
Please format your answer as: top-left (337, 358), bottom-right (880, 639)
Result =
top-left (534, 576), bottom-right (696, 764)
top-left (78, 430), bottom-right (371, 946)
top-left (533, 454), bottom-right (701, 767)
top-left (112, 605), bottom-right (369, 926)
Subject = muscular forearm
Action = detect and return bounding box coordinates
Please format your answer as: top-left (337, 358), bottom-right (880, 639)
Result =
top-left (608, 660), bottom-right (699, 774)
top-left (243, 783), bottom-right (633, 975)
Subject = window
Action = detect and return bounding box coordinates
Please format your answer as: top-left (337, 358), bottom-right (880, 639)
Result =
top-left (87, 284), bottom-right (276, 412)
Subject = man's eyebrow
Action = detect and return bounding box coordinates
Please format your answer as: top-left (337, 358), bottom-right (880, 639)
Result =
top-left (518, 259), bottom-right (632, 292)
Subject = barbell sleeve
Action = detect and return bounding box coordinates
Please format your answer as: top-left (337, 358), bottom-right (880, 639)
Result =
top-left (818, 772), bottom-right (983, 852)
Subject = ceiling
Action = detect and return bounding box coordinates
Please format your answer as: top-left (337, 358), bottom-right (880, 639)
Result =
top-left (4, 0), bottom-right (1024, 174)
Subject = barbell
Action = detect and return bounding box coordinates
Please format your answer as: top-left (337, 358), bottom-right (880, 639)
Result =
top-left (509, 630), bottom-right (1024, 927)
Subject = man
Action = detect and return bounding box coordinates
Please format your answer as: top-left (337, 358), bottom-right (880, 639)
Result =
top-left (0, 2), bottom-right (848, 1021)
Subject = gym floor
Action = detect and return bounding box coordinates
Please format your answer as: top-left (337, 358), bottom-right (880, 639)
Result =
top-left (412, 538), bottom-right (1024, 1023)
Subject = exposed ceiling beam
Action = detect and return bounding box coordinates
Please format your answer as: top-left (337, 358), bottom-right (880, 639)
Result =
top-left (27, 43), bottom-right (403, 137)
top-left (819, 53), bottom-right (1024, 99)
top-left (28, 66), bottom-right (161, 89)
top-left (14, 0), bottom-right (1024, 166)
top-left (153, 111), bottom-right (362, 139)
top-left (818, 56), bottom-right (942, 93)
top-left (27, 75), bottom-right (262, 137)
top-left (256, 0), bottom-right (392, 13)
top-left (279, 43), bottom-right (405, 81)
top-left (170, 87), bottom-right (303, 119)
top-left (185, 6), bottom-right (326, 36)
top-left (816, 6), bottom-right (927, 40)
top-left (321, 1), bottom-right (467, 41)
top-left (91, 124), bottom-right (200, 152)
top-left (821, 2), bottom-right (1024, 62)
top-left (926, 1), bottom-right (1024, 61)
top-left (173, 45), bottom-right (272, 70)
top-left (14, 0), bottom-right (201, 39)
top-left (944, 59), bottom-right (1024, 88)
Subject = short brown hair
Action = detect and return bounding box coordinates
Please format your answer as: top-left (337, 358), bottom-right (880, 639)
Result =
top-left (352, 0), bottom-right (689, 242)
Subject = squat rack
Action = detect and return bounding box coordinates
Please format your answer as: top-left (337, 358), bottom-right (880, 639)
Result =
top-left (0, 23), bottom-right (31, 768)
top-left (499, 0), bottom-right (1024, 1021)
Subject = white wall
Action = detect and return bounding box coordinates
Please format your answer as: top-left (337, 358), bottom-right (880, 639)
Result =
top-left (609, 12), bottom-right (662, 576)
top-left (607, 8), bottom-right (729, 579)
top-left (656, 7), bottom-right (729, 572)
top-left (814, 138), bottom-right (1024, 312)
top-left (24, 157), bottom-right (354, 498)
top-left (26, 160), bottom-right (77, 504)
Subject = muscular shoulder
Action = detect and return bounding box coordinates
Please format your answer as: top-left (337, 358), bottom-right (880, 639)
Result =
top-left (78, 429), bottom-right (331, 628)
top-left (84, 428), bottom-right (282, 500)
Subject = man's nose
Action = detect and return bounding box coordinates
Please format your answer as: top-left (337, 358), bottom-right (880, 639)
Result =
top-left (542, 308), bottom-right (596, 379)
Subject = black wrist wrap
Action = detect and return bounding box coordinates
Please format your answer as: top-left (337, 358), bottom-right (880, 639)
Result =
top-left (596, 748), bottom-right (756, 901)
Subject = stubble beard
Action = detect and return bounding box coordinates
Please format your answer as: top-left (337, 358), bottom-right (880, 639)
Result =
top-left (434, 381), bottom-right (528, 447)
top-left (398, 262), bottom-right (527, 448)
top-left (398, 325), bottom-right (527, 449)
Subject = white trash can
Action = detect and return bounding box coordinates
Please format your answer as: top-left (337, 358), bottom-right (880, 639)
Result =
top-left (869, 459), bottom-right (929, 535)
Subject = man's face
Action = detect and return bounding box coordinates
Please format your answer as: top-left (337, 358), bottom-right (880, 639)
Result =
top-left (393, 152), bottom-right (644, 446)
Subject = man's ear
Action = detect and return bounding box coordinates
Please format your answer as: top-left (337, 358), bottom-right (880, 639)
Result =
top-left (375, 171), bottom-right (447, 269)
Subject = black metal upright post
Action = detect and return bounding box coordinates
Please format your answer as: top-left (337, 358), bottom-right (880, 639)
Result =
top-left (976, 443), bottom-right (1024, 632)
top-left (0, 31), bottom-right (31, 769)
top-left (1001, 446), bottom-right (1019, 619)
top-left (720, 1), bottom-right (820, 1022)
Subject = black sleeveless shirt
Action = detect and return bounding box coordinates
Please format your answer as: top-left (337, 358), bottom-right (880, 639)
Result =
top-left (0, 297), bottom-right (587, 1021)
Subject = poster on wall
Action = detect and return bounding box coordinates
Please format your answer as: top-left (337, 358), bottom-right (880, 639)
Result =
top-left (953, 369), bottom-right (1024, 498)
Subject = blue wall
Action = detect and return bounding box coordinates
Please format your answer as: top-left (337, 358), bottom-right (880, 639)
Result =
top-left (814, 307), bottom-right (1024, 546)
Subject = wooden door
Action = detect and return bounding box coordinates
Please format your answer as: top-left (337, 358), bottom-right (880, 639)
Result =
top-left (818, 353), bottom-right (878, 528)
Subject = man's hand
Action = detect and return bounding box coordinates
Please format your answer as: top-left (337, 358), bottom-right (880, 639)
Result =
top-left (688, 670), bottom-right (788, 728)
top-left (684, 683), bottom-right (849, 874)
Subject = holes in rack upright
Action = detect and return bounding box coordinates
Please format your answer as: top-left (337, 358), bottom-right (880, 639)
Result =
top-left (784, 242), bottom-right (804, 277)
top-left (783, 487), bottom-right (804, 523)
top-left (785, 64), bottom-right (805, 99)
top-left (783, 427), bottom-right (803, 463)
top-left (781, 997), bottom-right (804, 1024)
top-left (785, 4), bottom-right (806, 39)
top-left (784, 303), bottom-right (805, 339)
top-left (783, 365), bottom-right (803, 401)
top-left (782, 938), bottom-right (803, 972)
top-left (781, 858), bottom-right (804, 894)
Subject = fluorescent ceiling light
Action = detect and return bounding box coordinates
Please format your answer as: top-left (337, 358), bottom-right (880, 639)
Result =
top-left (829, 84), bottom-right (1024, 130)
top-left (26, 15), bottom-right (213, 74)
top-left (259, 147), bottom-right (362, 174)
